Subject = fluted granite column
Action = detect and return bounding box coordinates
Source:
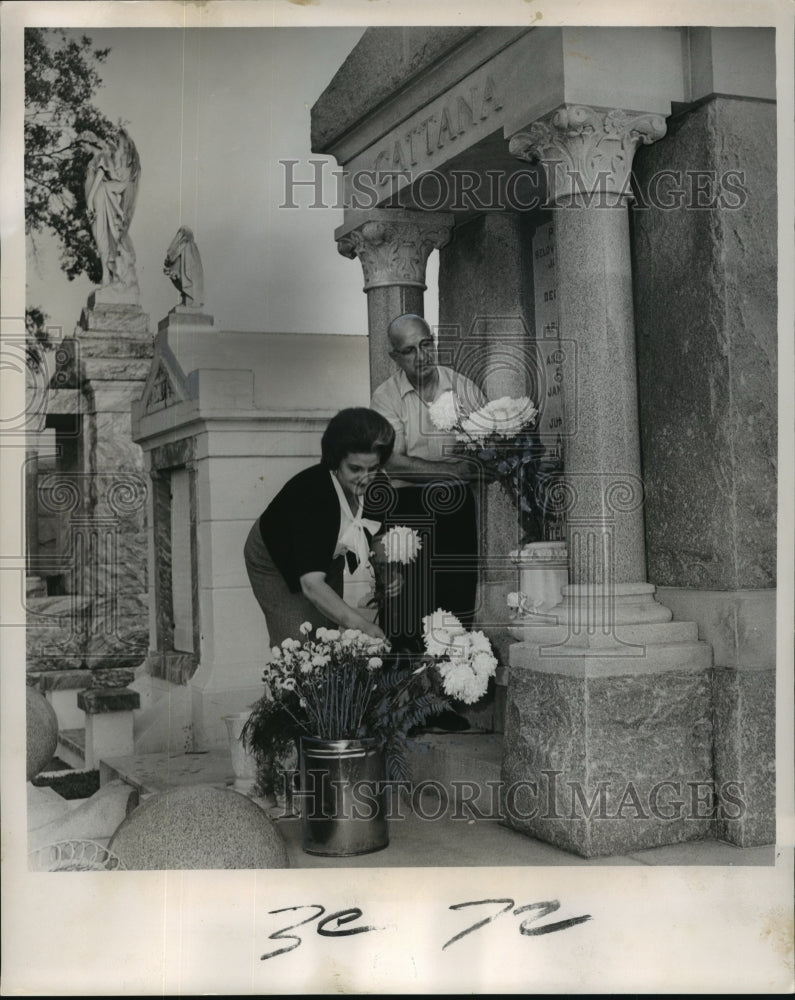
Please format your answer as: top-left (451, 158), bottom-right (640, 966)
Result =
top-left (501, 106), bottom-right (715, 859)
top-left (336, 209), bottom-right (454, 390)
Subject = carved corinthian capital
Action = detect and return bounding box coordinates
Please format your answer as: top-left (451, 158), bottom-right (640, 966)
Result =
top-left (337, 210), bottom-right (454, 290)
top-left (510, 105), bottom-right (667, 206)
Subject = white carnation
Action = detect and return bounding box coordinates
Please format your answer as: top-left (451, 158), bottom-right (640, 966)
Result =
top-left (427, 390), bottom-right (460, 431)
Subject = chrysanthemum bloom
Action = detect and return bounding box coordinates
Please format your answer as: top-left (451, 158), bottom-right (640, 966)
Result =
top-left (380, 525), bottom-right (423, 564)
top-left (427, 390), bottom-right (459, 431)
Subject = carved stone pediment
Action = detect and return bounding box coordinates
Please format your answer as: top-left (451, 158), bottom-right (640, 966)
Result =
top-left (141, 356), bottom-right (185, 414)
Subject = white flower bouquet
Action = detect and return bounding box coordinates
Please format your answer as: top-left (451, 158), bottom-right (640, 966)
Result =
top-left (421, 609), bottom-right (498, 704)
top-left (243, 611), bottom-right (498, 786)
top-left (429, 389), bottom-right (564, 543)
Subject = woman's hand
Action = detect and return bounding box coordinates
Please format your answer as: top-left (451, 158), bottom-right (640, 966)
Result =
top-left (360, 619), bottom-right (387, 640)
top-left (300, 571), bottom-right (387, 640)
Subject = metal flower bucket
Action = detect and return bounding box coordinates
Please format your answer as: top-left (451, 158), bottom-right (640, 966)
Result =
top-left (299, 736), bottom-right (389, 857)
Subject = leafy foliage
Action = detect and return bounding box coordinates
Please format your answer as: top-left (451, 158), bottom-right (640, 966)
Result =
top-left (367, 652), bottom-right (451, 783)
top-left (241, 695), bottom-right (303, 797)
top-left (242, 649), bottom-right (453, 787)
top-left (25, 27), bottom-right (118, 283)
top-left (485, 428), bottom-right (565, 543)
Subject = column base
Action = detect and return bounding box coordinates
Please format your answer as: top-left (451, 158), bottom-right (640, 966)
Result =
top-left (502, 582), bottom-right (715, 857)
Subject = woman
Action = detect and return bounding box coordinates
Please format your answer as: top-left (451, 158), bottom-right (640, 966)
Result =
top-left (244, 408), bottom-right (395, 645)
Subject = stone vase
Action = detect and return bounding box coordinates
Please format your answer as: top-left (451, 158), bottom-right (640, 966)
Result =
top-left (299, 736), bottom-right (389, 857)
top-left (224, 712), bottom-right (259, 795)
top-left (509, 541), bottom-right (569, 639)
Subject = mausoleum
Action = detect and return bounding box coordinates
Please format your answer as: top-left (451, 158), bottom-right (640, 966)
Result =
top-left (309, 25), bottom-right (777, 856)
top-left (24, 24), bottom-right (777, 862)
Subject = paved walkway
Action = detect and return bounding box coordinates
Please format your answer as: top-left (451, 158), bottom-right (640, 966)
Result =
top-left (100, 746), bottom-right (776, 869)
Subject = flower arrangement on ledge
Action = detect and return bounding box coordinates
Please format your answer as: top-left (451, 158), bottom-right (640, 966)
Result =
top-left (428, 390), bottom-right (565, 544)
top-left (242, 610), bottom-right (497, 790)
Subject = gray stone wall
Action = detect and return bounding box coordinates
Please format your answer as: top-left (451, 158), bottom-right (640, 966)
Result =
top-left (438, 213), bottom-right (539, 713)
top-left (632, 96), bottom-right (777, 591)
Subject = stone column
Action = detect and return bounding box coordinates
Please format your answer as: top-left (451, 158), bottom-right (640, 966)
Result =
top-left (336, 209), bottom-right (454, 389)
top-left (511, 106), bottom-right (667, 591)
top-left (501, 105), bottom-right (714, 859)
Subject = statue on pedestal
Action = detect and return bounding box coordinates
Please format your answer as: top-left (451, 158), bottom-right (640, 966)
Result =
top-left (79, 128), bottom-right (141, 301)
top-left (163, 226), bottom-right (205, 310)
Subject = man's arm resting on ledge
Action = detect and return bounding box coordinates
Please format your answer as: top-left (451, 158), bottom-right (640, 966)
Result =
top-left (384, 452), bottom-right (480, 482)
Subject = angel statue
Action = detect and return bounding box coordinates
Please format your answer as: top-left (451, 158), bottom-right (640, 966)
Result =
top-left (79, 128), bottom-right (141, 296)
top-left (163, 226), bottom-right (205, 309)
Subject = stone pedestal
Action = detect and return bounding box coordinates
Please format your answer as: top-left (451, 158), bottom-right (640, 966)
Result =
top-left (505, 583), bottom-right (713, 856)
top-left (503, 651), bottom-right (714, 857)
top-left (157, 306), bottom-right (219, 336)
top-left (27, 303), bottom-right (152, 682)
top-left (69, 302), bottom-right (153, 669)
top-left (77, 686), bottom-right (141, 769)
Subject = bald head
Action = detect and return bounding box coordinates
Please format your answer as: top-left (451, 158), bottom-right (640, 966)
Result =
top-left (387, 314), bottom-right (437, 389)
top-left (387, 313), bottom-right (431, 349)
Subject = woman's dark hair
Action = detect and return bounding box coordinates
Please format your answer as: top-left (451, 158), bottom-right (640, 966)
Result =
top-left (321, 408), bottom-right (395, 469)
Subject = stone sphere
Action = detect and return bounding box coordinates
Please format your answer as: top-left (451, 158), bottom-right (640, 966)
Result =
top-left (109, 784), bottom-right (290, 870)
top-left (26, 686), bottom-right (59, 780)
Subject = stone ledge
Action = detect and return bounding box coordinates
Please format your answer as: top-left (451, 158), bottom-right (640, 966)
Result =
top-left (657, 587), bottom-right (776, 670)
top-left (311, 26), bottom-right (480, 151)
top-left (510, 635), bottom-right (713, 677)
top-left (90, 667), bottom-right (137, 689)
top-left (35, 669), bottom-right (93, 692)
top-left (157, 309), bottom-right (218, 335)
top-left (78, 687), bottom-right (141, 714)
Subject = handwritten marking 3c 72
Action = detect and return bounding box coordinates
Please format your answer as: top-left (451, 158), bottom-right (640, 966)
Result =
top-left (260, 898), bottom-right (591, 961)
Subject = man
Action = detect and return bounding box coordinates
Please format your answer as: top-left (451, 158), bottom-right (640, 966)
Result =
top-left (370, 313), bottom-right (486, 654)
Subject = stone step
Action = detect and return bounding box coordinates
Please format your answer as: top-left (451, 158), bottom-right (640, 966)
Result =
top-left (406, 733), bottom-right (503, 818)
top-left (57, 728), bottom-right (86, 769)
top-left (99, 735), bottom-right (507, 824)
